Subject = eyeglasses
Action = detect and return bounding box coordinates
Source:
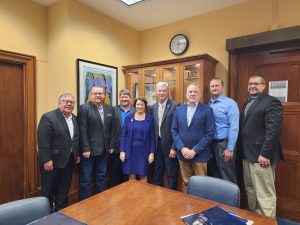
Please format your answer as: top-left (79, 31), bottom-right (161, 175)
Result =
top-left (91, 92), bottom-right (105, 95)
top-left (248, 82), bottom-right (264, 86)
top-left (61, 100), bottom-right (75, 105)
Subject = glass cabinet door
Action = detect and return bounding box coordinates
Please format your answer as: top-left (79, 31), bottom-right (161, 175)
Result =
top-left (183, 61), bottom-right (203, 102)
top-left (143, 68), bottom-right (158, 106)
top-left (127, 70), bottom-right (140, 99)
top-left (161, 64), bottom-right (179, 102)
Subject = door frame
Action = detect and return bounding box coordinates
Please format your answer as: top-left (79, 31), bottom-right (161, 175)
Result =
top-left (0, 49), bottom-right (37, 198)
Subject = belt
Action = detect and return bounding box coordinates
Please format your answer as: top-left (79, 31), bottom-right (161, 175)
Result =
top-left (213, 139), bottom-right (228, 143)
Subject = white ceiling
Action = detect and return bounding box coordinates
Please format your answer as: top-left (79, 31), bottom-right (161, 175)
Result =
top-left (32, 0), bottom-right (247, 31)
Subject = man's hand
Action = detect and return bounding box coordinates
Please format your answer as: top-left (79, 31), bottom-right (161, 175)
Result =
top-left (223, 150), bottom-right (233, 163)
top-left (181, 148), bottom-right (196, 159)
top-left (83, 151), bottom-right (91, 158)
top-left (76, 156), bottom-right (81, 164)
top-left (169, 149), bottom-right (177, 158)
top-left (258, 155), bottom-right (270, 168)
top-left (148, 153), bottom-right (154, 164)
top-left (120, 152), bottom-right (125, 162)
top-left (108, 149), bottom-right (114, 154)
top-left (43, 160), bottom-right (53, 171)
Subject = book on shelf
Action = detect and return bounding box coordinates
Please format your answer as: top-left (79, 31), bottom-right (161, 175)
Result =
top-left (27, 212), bottom-right (87, 225)
top-left (181, 206), bottom-right (254, 225)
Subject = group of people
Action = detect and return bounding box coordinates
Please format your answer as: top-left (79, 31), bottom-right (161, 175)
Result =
top-left (37, 74), bottom-right (283, 220)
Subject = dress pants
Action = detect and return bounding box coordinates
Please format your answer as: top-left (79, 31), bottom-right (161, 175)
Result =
top-left (40, 155), bottom-right (74, 211)
top-left (106, 152), bottom-right (125, 188)
top-left (179, 160), bottom-right (207, 193)
top-left (152, 138), bottom-right (179, 190)
top-left (208, 140), bottom-right (237, 184)
top-left (79, 153), bottom-right (107, 200)
top-left (243, 160), bottom-right (277, 218)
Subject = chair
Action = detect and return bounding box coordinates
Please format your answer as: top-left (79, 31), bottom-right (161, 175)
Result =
top-left (277, 217), bottom-right (300, 225)
top-left (0, 197), bottom-right (51, 225)
top-left (187, 176), bottom-right (240, 207)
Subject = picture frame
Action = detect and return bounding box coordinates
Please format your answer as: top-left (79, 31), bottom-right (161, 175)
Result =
top-left (77, 59), bottom-right (118, 106)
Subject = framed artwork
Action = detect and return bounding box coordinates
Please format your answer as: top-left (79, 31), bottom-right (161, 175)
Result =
top-left (77, 59), bottom-right (118, 106)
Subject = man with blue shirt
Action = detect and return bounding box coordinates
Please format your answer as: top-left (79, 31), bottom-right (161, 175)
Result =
top-left (172, 83), bottom-right (215, 193)
top-left (208, 78), bottom-right (239, 184)
top-left (108, 89), bottom-right (135, 187)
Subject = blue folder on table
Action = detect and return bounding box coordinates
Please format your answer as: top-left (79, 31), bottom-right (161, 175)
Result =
top-left (27, 212), bottom-right (87, 225)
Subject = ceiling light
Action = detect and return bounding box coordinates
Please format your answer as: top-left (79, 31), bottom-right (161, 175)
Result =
top-left (119, 0), bottom-right (145, 6)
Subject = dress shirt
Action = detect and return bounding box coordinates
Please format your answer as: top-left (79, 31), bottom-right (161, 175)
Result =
top-left (158, 100), bottom-right (167, 137)
top-left (120, 106), bottom-right (132, 126)
top-left (244, 93), bottom-right (261, 116)
top-left (97, 107), bottom-right (104, 127)
top-left (209, 95), bottom-right (239, 151)
top-left (64, 114), bottom-right (74, 152)
top-left (187, 102), bottom-right (198, 127)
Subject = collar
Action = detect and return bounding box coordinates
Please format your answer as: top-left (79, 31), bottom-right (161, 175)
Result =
top-left (210, 94), bottom-right (225, 103)
top-left (187, 102), bottom-right (198, 108)
top-left (159, 99), bottom-right (168, 107)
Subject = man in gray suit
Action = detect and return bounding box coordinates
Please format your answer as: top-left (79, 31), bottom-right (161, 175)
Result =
top-left (78, 86), bottom-right (117, 200)
top-left (38, 93), bottom-right (80, 211)
top-left (107, 89), bottom-right (134, 187)
top-left (150, 82), bottom-right (179, 190)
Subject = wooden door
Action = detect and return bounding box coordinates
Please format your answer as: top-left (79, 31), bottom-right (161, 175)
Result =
top-left (230, 47), bottom-right (300, 222)
top-left (0, 50), bottom-right (37, 203)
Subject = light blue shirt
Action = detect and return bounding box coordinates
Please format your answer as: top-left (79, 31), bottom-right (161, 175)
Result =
top-left (187, 102), bottom-right (198, 127)
top-left (209, 95), bottom-right (239, 151)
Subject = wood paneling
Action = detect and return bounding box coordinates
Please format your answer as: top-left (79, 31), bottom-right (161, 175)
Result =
top-left (0, 50), bottom-right (37, 203)
top-left (227, 38), bottom-right (300, 221)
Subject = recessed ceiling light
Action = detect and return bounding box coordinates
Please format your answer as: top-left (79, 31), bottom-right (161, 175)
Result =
top-left (119, 0), bottom-right (145, 6)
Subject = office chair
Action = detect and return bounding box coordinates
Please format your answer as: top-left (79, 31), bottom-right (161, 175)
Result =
top-left (0, 196), bottom-right (51, 225)
top-left (187, 176), bottom-right (240, 207)
top-left (277, 217), bottom-right (300, 225)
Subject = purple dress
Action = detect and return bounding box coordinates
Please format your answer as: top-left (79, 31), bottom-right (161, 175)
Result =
top-left (123, 119), bottom-right (148, 176)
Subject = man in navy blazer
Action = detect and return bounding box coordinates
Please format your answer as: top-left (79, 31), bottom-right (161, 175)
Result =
top-left (172, 83), bottom-right (215, 193)
top-left (150, 82), bottom-right (179, 190)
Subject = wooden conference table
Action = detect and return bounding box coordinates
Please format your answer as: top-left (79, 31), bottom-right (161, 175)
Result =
top-left (60, 180), bottom-right (277, 225)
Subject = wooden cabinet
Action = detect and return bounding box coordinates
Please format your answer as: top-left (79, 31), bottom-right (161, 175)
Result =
top-left (123, 54), bottom-right (218, 105)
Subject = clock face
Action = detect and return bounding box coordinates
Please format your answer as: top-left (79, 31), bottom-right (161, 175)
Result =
top-left (169, 34), bottom-right (189, 55)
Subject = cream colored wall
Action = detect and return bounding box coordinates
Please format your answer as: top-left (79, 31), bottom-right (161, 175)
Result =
top-left (47, 0), bottom-right (139, 111)
top-left (0, 0), bottom-right (48, 120)
top-left (139, 0), bottom-right (300, 91)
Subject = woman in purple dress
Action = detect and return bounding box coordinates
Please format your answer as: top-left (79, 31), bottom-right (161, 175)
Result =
top-left (119, 97), bottom-right (155, 182)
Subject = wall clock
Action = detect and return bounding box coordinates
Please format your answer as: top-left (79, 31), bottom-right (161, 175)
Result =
top-left (169, 34), bottom-right (189, 55)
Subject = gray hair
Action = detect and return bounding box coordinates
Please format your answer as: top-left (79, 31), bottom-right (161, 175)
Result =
top-left (58, 93), bottom-right (75, 103)
top-left (156, 81), bottom-right (168, 89)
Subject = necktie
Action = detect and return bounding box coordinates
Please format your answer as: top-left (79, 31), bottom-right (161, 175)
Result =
top-left (158, 104), bottom-right (164, 137)
top-left (244, 97), bottom-right (256, 116)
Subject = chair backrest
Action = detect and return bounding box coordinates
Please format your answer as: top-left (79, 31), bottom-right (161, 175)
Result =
top-left (187, 176), bottom-right (240, 207)
top-left (0, 197), bottom-right (51, 225)
top-left (277, 217), bottom-right (300, 225)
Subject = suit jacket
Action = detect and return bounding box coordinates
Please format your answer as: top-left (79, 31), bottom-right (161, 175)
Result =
top-left (78, 102), bottom-right (117, 156)
top-left (37, 108), bottom-right (79, 168)
top-left (150, 99), bottom-right (178, 156)
top-left (171, 103), bottom-right (215, 162)
top-left (114, 105), bottom-right (135, 153)
top-left (240, 93), bottom-right (283, 164)
top-left (119, 113), bottom-right (155, 160)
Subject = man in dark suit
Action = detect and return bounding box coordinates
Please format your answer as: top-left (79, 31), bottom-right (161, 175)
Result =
top-left (78, 86), bottom-right (117, 200)
top-left (107, 89), bottom-right (134, 187)
top-left (150, 82), bottom-right (179, 190)
top-left (172, 83), bottom-right (215, 193)
top-left (240, 75), bottom-right (283, 218)
top-left (37, 93), bottom-right (80, 211)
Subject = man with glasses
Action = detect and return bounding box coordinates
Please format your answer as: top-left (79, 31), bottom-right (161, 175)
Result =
top-left (37, 93), bottom-right (80, 211)
top-left (78, 86), bottom-right (116, 200)
top-left (240, 75), bottom-right (283, 218)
